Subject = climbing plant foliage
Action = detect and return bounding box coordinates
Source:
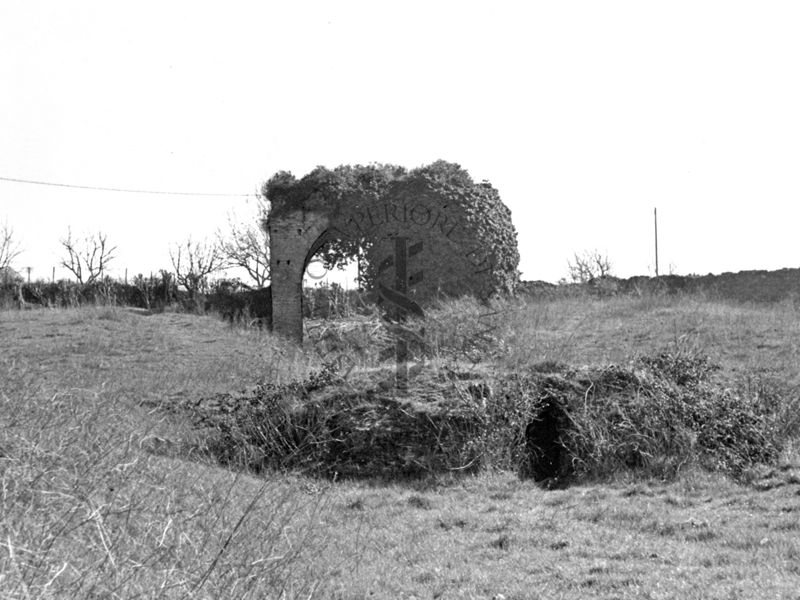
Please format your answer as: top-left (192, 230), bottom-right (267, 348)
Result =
top-left (263, 161), bottom-right (520, 301)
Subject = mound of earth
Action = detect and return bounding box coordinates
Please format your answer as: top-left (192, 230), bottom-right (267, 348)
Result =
top-left (178, 354), bottom-right (790, 483)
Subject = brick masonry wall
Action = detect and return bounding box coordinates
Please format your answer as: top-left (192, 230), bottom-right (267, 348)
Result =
top-left (269, 209), bottom-right (329, 341)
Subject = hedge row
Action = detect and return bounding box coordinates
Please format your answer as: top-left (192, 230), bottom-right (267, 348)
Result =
top-left (0, 279), bottom-right (368, 322)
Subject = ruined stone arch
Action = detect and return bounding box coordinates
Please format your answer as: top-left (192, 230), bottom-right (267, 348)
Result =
top-left (264, 161), bottom-right (520, 342)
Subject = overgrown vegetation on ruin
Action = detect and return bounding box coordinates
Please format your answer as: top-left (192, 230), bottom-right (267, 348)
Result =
top-left (264, 161), bottom-right (521, 298)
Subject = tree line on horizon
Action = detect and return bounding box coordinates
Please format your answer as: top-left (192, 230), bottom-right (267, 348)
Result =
top-left (0, 197), bottom-right (270, 296)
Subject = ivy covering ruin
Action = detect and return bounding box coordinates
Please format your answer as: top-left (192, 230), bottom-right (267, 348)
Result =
top-left (263, 160), bottom-right (520, 303)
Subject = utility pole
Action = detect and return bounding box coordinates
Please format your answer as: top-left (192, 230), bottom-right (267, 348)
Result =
top-left (25, 267), bottom-right (31, 283)
top-left (654, 207), bottom-right (660, 277)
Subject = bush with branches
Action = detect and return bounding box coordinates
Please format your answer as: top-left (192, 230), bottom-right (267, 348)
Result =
top-left (60, 229), bottom-right (117, 285)
top-left (217, 197), bottom-right (270, 289)
top-left (170, 237), bottom-right (224, 309)
top-left (0, 218), bottom-right (22, 279)
top-left (566, 249), bottom-right (613, 283)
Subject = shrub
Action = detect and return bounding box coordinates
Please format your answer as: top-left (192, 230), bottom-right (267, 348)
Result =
top-left (182, 364), bottom-right (487, 478)
top-left (543, 353), bottom-right (787, 480)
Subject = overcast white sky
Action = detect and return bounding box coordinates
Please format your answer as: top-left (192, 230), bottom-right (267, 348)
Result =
top-left (2, 1), bottom-right (799, 285)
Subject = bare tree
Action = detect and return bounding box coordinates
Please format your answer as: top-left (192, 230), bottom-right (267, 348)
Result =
top-left (60, 229), bottom-right (117, 284)
top-left (216, 196), bottom-right (270, 288)
top-left (170, 237), bottom-right (224, 301)
top-left (0, 219), bottom-right (22, 274)
top-left (567, 249), bottom-right (613, 283)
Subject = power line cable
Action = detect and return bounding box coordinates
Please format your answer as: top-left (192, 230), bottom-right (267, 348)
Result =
top-left (0, 175), bottom-right (253, 197)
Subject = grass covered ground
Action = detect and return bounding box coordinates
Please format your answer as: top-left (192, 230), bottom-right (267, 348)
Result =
top-left (1, 296), bottom-right (799, 598)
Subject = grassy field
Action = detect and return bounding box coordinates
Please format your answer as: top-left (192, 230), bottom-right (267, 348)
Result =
top-left (1, 295), bottom-right (799, 599)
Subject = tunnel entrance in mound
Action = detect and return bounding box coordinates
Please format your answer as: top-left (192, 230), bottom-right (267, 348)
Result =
top-left (525, 400), bottom-right (570, 482)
